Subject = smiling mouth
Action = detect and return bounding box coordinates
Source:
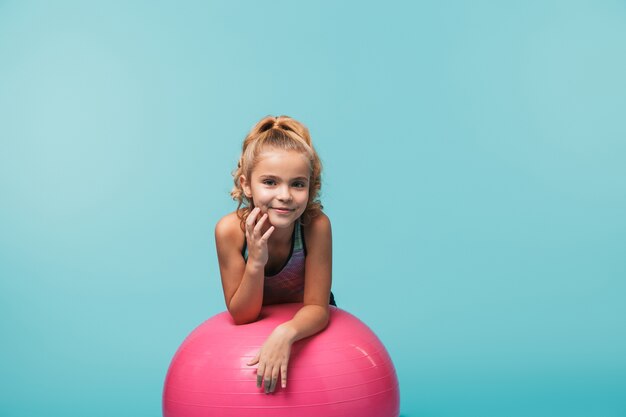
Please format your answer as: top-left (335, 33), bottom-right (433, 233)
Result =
top-left (271, 207), bottom-right (294, 212)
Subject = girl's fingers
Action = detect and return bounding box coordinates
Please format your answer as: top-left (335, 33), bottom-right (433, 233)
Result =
top-left (280, 364), bottom-right (288, 388)
top-left (269, 368), bottom-right (279, 393)
top-left (256, 362), bottom-right (284, 393)
top-left (261, 226), bottom-right (275, 241)
top-left (246, 208), bottom-right (260, 232)
top-left (253, 212), bottom-right (268, 235)
top-left (246, 352), bottom-right (260, 366)
top-left (256, 362), bottom-right (266, 388)
top-left (248, 207), bottom-right (259, 222)
top-left (264, 366), bottom-right (273, 393)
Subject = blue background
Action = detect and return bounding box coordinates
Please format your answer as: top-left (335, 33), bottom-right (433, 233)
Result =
top-left (1, 1), bottom-right (625, 416)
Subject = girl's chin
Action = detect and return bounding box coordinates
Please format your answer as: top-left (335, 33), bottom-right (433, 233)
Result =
top-left (267, 212), bottom-right (300, 227)
top-left (267, 216), bottom-right (292, 227)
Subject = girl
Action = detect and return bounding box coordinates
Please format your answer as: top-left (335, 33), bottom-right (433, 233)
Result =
top-left (215, 115), bottom-right (336, 394)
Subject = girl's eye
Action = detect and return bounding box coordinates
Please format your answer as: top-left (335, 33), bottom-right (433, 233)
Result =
top-left (262, 179), bottom-right (276, 186)
top-left (293, 181), bottom-right (306, 188)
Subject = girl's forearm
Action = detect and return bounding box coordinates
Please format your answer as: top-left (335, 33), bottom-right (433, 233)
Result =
top-left (280, 304), bottom-right (330, 343)
top-left (227, 262), bottom-right (265, 324)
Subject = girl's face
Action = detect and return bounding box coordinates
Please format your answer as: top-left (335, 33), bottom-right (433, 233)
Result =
top-left (241, 149), bottom-right (310, 229)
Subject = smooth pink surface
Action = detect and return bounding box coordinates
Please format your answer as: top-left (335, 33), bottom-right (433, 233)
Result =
top-left (163, 303), bottom-right (400, 417)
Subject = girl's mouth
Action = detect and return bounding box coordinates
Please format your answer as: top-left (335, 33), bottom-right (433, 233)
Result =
top-left (271, 207), bottom-right (294, 214)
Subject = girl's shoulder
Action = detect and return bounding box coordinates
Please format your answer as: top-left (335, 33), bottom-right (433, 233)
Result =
top-left (215, 211), bottom-right (245, 248)
top-left (302, 211), bottom-right (332, 246)
top-left (302, 211), bottom-right (331, 230)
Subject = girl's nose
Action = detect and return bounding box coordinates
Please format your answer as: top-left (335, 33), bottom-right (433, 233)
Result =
top-left (277, 185), bottom-right (292, 201)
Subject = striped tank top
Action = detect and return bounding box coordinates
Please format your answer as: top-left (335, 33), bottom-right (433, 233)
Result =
top-left (242, 220), bottom-right (306, 305)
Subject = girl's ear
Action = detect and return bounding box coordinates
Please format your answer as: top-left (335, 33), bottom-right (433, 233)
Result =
top-left (240, 175), bottom-right (252, 198)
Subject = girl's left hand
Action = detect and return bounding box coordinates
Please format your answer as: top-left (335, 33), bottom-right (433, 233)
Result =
top-left (246, 324), bottom-right (295, 393)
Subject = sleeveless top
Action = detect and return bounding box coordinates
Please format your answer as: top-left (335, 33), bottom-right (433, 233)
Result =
top-left (243, 220), bottom-right (306, 305)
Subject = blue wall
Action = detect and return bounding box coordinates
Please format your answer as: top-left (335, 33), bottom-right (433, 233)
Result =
top-left (1, 1), bottom-right (625, 416)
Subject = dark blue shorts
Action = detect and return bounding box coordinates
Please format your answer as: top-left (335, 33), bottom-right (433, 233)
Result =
top-left (329, 291), bottom-right (337, 307)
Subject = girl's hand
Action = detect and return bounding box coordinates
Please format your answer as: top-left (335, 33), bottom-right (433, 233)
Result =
top-left (245, 207), bottom-right (275, 268)
top-left (246, 324), bottom-right (295, 393)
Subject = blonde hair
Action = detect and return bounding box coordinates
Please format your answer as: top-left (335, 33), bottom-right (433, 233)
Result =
top-left (231, 115), bottom-right (323, 228)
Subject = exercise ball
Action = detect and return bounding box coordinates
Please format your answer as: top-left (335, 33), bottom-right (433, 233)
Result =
top-left (163, 303), bottom-right (399, 417)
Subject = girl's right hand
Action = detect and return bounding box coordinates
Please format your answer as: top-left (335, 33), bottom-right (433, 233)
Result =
top-left (245, 207), bottom-right (275, 268)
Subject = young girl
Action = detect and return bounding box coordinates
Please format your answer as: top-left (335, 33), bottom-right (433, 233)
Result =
top-left (215, 115), bottom-right (336, 394)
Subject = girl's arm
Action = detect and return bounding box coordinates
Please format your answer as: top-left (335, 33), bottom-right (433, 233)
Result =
top-left (247, 213), bottom-right (332, 393)
top-left (281, 212), bottom-right (333, 339)
top-left (215, 209), bottom-right (273, 324)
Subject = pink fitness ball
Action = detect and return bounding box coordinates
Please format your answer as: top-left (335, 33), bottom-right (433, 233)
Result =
top-left (162, 303), bottom-right (400, 417)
